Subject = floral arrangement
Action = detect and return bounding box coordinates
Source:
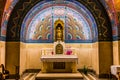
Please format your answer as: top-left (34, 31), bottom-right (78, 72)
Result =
top-left (66, 50), bottom-right (72, 55)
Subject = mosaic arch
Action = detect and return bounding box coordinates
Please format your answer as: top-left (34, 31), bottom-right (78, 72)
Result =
top-left (5, 0), bottom-right (112, 42)
top-left (100, 0), bottom-right (118, 40)
top-left (21, 0), bottom-right (98, 43)
top-left (0, 0), bottom-right (19, 40)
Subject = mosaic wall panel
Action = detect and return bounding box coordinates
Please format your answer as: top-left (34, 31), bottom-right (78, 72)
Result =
top-left (21, 0), bottom-right (97, 43)
top-left (0, 0), bottom-right (19, 40)
top-left (100, 0), bottom-right (118, 40)
top-left (2, 0), bottom-right (113, 42)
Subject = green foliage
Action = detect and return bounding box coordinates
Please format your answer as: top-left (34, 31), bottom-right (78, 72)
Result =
top-left (83, 65), bottom-right (88, 74)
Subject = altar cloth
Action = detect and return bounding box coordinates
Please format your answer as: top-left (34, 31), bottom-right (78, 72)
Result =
top-left (111, 65), bottom-right (120, 76)
top-left (41, 55), bottom-right (78, 62)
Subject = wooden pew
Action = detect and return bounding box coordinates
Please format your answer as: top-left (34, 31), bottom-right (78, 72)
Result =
top-left (0, 64), bottom-right (9, 79)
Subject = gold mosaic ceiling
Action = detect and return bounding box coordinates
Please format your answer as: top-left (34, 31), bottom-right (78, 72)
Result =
top-left (114, 0), bottom-right (120, 11)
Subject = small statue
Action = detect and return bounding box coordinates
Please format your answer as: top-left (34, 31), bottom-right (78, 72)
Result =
top-left (56, 27), bottom-right (62, 41)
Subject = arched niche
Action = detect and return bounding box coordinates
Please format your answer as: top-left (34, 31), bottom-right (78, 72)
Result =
top-left (55, 43), bottom-right (63, 54)
top-left (54, 19), bottom-right (64, 42)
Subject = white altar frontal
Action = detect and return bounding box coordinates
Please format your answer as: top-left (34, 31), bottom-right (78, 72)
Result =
top-left (41, 55), bottom-right (78, 73)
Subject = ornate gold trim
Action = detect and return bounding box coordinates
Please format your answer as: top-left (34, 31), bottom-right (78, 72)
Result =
top-left (54, 19), bottom-right (64, 41)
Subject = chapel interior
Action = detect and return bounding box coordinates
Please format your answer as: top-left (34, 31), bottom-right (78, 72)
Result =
top-left (0, 0), bottom-right (120, 80)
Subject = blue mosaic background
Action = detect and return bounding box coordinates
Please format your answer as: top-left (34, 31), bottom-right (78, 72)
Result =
top-left (21, 0), bottom-right (98, 43)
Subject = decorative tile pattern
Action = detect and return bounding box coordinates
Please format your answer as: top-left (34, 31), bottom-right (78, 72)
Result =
top-left (2, 0), bottom-right (113, 42)
top-left (21, 0), bottom-right (97, 43)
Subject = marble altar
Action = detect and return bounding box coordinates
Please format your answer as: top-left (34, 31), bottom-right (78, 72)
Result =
top-left (41, 55), bottom-right (78, 73)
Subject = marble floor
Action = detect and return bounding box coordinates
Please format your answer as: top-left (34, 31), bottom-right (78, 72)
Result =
top-left (36, 72), bottom-right (83, 80)
top-left (20, 72), bottom-right (113, 80)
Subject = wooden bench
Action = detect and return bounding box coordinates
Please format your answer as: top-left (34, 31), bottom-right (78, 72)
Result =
top-left (0, 64), bottom-right (9, 79)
